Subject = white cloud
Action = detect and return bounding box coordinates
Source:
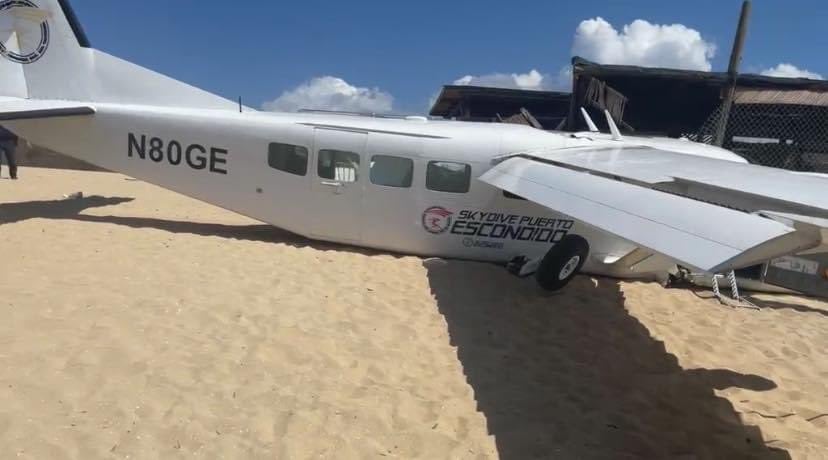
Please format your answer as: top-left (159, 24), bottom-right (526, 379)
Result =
top-left (452, 67), bottom-right (572, 91)
top-left (572, 17), bottom-right (716, 71)
top-left (263, 76), bottom-right (394, 113)
top-left (760, 63), bottom-right (823, 80)
top-left (453, 69), bottom-right (547, 90)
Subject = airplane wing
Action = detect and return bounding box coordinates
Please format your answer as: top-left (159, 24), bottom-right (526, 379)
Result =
top-left (522, 146), bottom-right (828, 215)
top-left (0, 98), bottom-right (95, 121)
top-left (480, 146), bottom-right (828, 273)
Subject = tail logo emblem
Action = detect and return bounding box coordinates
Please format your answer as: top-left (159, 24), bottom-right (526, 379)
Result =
top-left (0, 0), bottom-right (50, 64)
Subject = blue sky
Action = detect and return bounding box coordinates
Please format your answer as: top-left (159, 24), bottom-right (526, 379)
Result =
top-left (72, 0), bottom-right (827, 113)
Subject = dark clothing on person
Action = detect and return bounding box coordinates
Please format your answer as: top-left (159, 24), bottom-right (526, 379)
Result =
top-left (0, 126), bottom-right (18, 180)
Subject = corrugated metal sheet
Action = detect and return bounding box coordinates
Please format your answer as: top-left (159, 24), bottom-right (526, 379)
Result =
top-left (735, 89), bottom-right (828, 107)
top-left (584, 77), bottom-right (627, 122)
top-left (573, 56), bottom-right (828, 91)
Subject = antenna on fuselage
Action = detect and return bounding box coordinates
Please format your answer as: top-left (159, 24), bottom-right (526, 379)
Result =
top-left (580, 107), bottom-right (599, 133)
top-left (604, 109), bottom-right (623, 141)
top-left (238, 96), bottom-right (243, 113)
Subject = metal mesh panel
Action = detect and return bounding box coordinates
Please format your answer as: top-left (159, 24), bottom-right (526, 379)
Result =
top-left (689, 102), bottom-right (828, 173)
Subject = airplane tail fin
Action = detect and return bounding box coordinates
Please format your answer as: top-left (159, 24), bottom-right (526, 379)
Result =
top-left (0, 0), bottom-right (239, 110)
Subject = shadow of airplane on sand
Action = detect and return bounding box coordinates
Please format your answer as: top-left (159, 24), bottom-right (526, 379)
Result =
top-left (424, 261), bottom-right (790, 459)
top-left (0, 195), bottom-right (314, 248)
top-left (0, 195), bottom-right (793, 458)
top-left (0, 196), bottom-right (136, 225)
top-left (746, 295), bottom-right (828, 318)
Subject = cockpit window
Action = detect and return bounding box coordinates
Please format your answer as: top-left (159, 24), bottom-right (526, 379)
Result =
top-left (268, 143), bottom-right (308, 176)
top-left (318, 149), bottom-right (360, 183)
top-left (370, 155), bottom-right (413, 188)
top-left (426, 161), bottom-right (471, 193)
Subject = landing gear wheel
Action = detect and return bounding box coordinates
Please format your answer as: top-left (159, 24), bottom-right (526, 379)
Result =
top-left (535, 235), bottom-right (590, 291)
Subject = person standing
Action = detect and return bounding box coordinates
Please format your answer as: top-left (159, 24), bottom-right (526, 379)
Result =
top-left (0, 125), bottom-right (18, 180)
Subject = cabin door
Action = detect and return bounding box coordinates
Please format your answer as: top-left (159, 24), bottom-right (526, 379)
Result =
top-left (310, 128), bottom-right (366, 243)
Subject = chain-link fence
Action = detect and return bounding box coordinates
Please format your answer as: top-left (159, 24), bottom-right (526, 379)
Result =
top-left (688, 103), bottom-right (828, 173)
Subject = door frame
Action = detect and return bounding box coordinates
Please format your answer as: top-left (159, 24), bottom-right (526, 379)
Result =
top-left (308, 127), bottom-right (367, 243)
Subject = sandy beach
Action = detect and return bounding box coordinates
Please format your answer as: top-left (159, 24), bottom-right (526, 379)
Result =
top-left (1, 167), bottom-right (828, 459)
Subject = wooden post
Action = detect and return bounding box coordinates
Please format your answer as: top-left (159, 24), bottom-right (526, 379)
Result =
top-left (714, 1), bottom-right (752, 146)
top-left (566, 63), bottom-right (579, 131)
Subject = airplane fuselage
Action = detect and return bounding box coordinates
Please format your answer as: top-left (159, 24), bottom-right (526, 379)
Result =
top-left (5, 105), bottom-right (747, 279)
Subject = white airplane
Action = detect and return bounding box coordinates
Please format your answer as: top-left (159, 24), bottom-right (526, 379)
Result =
top-left (2, 0), bottom-right (827, 291)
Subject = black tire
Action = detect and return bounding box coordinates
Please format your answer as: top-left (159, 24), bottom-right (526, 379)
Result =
top-left (535, 235), bottom-right (590, 291)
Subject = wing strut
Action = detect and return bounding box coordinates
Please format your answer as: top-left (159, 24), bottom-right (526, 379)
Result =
top-left (580, 107), bottom-right (599, 133)
top-left (604, 110), bottom-right (623, 141)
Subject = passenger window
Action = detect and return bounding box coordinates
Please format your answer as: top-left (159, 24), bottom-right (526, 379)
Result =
top-left (318, 149), bottom-right (360, 183)
top-left (268, 143), bottom-right (308, 176)
top-left (426, 161), bottom-right (471, 193)
top-left (370, 155), bottom-right (414, 188)
top-left (503, 190), bottom-right (527, 200)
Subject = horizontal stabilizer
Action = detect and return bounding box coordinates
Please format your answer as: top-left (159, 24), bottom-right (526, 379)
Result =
top-left (480, 157), bottom-right (819, 273)
top-left (0, 98), bottom-right (94, 121)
